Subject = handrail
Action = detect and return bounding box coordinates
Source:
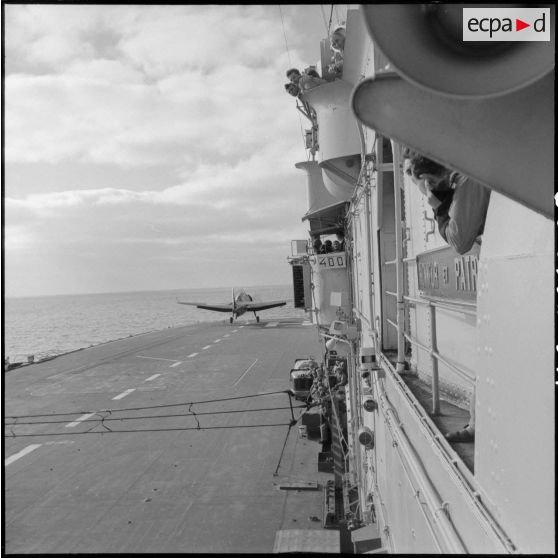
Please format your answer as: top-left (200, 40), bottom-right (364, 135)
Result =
top-left (403, 332), bottom-right (476, 385)
top-left (391, 139), bottom-right (406, 372)
top-left (404, 295), bottom-right (477, 317)
top-left (387, 293), bottom-right (477, 318)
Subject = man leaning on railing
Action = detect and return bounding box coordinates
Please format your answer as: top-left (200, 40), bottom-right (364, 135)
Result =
top-left (402, 149), bottom-right (492, 443)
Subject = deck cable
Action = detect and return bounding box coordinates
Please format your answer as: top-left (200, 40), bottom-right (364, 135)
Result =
top-left (5, 389), bottom-right (294, 419)
top-left (5, 423), bottom-right (295, 438)
top-left (3, 405), bottom-right (307, 427)
top-left (273, 407), bottom-right (306, 477)
top-left (188, 402), bottom-right (200, 430)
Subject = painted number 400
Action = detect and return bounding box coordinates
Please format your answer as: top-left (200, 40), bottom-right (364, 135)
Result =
top-left (318, 255), bottom-right (345, 268)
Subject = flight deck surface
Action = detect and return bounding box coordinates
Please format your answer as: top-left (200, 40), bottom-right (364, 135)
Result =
top-left (4, 317), bottom-right (332, 553)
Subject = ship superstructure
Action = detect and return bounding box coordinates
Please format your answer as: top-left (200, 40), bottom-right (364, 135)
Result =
top-left (287, 5), bottom-right (554, 553)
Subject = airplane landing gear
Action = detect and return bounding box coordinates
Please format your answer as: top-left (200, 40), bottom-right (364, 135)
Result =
top-left (229, 317), bottom-right (234, 324)
top-left (256, 316), bottom-right (260, 323)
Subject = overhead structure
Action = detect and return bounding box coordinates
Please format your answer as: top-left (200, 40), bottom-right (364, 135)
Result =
top-left (352, 3), bottom-right (555, 219)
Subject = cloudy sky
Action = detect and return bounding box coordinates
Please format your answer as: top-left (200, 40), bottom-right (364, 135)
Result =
top-left (3, 4), bottom-right (349, 298)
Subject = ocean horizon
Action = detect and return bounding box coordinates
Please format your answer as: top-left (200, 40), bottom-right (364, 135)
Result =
top-left (4, 284), bottom-right (305, 363)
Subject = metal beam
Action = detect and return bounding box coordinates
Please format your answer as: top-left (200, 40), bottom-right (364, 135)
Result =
top-left (351, 73), bottom-right (554, 219)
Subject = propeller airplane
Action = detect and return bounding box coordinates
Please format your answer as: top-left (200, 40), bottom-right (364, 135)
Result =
top-left (177, 288), bottom-right (287, 323)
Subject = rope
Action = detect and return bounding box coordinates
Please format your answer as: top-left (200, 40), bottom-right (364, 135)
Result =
top-left (6, 389), bottom-right (292, 419)
top-left (278, 5), bottom-right (309, 157)
top-left (5, 405), bottom-right (307, 427)
top-left (5, 390), bottom-right (304, 439)
top-left (278, 5), bottom-right (292, 67)
top-left (273, 407), bottom-right (306, 477)
top-left (320, 5), bottom-right (329, 34)
top-left (5, 423), bottom-right (294, 438)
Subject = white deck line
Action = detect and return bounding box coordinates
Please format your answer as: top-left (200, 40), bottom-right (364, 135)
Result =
top-left (5, 444), bottom-right (42, 466)
top-left (213, 339), bottom-right (221, 343)
top-left (265, 322), bottom-right (279, 328)
top-left (145, 374), bottom-right (161, 382)
top-left (188, 352), bottom-right (199, 358)
top-left (202, 345), bottom-right (211, 350)
top-left (66, 412), bottom-right (96, 428)
top-left (170, 361), bottom-right (182, 367)
top-left (112, 388), bottom-right (136, 400)
top-left (233, 359), bottom-right (259, 387)
top-left (136, 355), bottom-right (178, 363)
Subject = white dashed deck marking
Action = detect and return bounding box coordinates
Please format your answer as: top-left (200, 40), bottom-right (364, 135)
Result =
top-left (223, 334), bottom-right (230, 337)
top-left (112, 388), bottom-right (136, 400)
top-left (137, 356), bottom-right (178, 363)
top-left (188, 353), bottom-right (198, 358)
top-left (202, 345), bottom-right (211, 350)
top-left (145, 374), bottom-right (161, 382)
top-left (5, 444), bottom-right (42, 466)
top-left (66, 413), bottom-right (96, 428)
top-left (170, 361), bottom-right (182, 367)
top-left (265, 322), bottom-right (279, 328)
top-left (213, 339), bottom-right (221, 343)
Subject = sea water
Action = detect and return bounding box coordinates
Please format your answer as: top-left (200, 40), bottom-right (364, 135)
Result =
top-left (3, 285), bottom-right (305, 363)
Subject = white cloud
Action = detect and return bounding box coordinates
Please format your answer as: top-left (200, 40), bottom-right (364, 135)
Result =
top-left (5, 61), bottom-right (301, 167)
top-left (3, 4), bottom-right (320, 296)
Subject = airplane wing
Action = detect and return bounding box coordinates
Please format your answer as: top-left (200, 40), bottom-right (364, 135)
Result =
top-left (177, 301), bottom-right (233, 312)
top-left (240, 300), bottom-right (287, 311)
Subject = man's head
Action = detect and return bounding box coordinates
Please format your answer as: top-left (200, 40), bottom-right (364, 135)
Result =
top-left (284, 83), bottom-right (300, 97)
top-left (286, 68), bottom-right (301, 84)
top-left (331, 27), bottom-right (345, 50)
top-left (406, 155), bottom-right (451, 191)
